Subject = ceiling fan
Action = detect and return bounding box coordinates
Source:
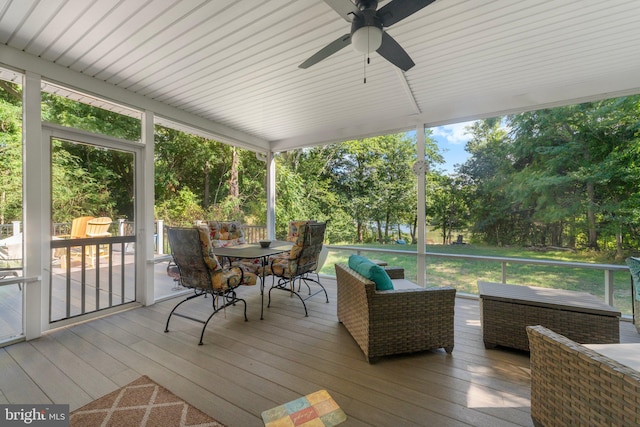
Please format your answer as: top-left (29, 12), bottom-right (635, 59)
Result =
top-left (299, 0), bottom-right (436, 72)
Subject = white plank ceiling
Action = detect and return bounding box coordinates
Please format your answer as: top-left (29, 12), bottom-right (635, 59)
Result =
top-left (1, 0), bottom-right (640, 152)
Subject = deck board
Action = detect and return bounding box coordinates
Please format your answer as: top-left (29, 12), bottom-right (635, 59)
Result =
top-left (1, 277), bottom-right (639, 426)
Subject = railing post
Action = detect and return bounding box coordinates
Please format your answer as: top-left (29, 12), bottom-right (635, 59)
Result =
top-left (501, 261), bottom-right (507, 283)
top-left (12, 220), bottom-right (20, 236)
top-left (118, 218), bottom-right (125, 236)
top-left (604, 269), bottom-right (614, 306)
top-left (156, 219), bottom-right (164, 255)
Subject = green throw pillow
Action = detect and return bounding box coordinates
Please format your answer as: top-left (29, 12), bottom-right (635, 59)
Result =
top-left (348, 254), bottom-right (394, 291)
top-left (348, 254), bottom-right (368, 270)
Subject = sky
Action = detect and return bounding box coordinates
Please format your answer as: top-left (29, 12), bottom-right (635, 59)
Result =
top-left (429, 121), bottom-right (476, 174)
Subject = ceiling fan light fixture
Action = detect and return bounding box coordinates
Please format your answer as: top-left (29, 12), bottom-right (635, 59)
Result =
top-left (351, 25), bottom-right (382, 54)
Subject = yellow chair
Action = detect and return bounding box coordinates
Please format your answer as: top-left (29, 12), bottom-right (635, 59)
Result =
top-left (59, 216), bottom-right (94, 239)
top-left (58, 216), bottom-right (94, 269)
top-left (86, 217), bottom-right (112, 238)
top-left (85, 217), bottom-right (112, 266)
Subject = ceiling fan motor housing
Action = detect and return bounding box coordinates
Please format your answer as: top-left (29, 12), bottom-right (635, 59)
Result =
top-left (351, 6), bottom-right (383, 34)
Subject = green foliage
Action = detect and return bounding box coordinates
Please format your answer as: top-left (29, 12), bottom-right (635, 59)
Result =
top-left (41, 93), bottom-right (140, 141)
top-left (154, 187), bottom-right (205, 226)
top-left (5, 79), bottom-right (640, 256)
top-left (154, 125), bottom-right (266, 224)
top-left (427, 174), bottom-right (470, 244)
top-left (51, 140), bottom-right (117, 222)
top-left (322, 134), bottom-right (423, 243)
top-left (0, 87), bottom-right (22, 224)
top-left (205, 195), bottom-right (244, 222)
top-left (458, 95), bottom-right (640, 256)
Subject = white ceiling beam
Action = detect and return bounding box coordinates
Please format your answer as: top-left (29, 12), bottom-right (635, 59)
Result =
top-left (396, 68), bottom-right (421, 115)
top-left (270, 114), bottom-right (422, 152)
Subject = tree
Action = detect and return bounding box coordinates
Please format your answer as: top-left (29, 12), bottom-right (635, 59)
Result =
top-left (458, 119), bottom-right (514, 246)
top-left (0, 83), bottom-right (22, 225)
top-left (50, 140), bottom-right (116, 223)
top-left (507, 97), bottom-right (640, 252)
top-left (154, 125), bottom-right (266, 223)
top-left (428, 174), bottom-right (470, 244)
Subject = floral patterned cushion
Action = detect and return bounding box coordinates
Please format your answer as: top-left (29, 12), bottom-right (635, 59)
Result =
top-left (262, 222), bottom-right (324, 278)
top-left (286, 220), bottom-right (316, 242)
top-left (168, 226), bottom-right (256, 290)
top-left (210, 267), bottom-right (242, 289)
top-left (209, 266), bottom-right (257, 289)
top-left (196, 225), bottom-right (222, 271)
top-left (231, 260), bottom-right (260, 283)
top-left (204, 221), bottom-right (246, 247)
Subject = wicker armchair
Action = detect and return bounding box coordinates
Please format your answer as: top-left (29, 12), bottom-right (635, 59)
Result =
top-left (335, 263), bottom-right (456, 362)
top-left (527, 325), bottom-right (640, 427)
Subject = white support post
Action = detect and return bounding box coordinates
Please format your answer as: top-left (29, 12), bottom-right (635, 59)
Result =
top-left (137, 110), bottom-right (155, 305)
top-left (604, 269), bottom-right (614, 306)
top-left (12, 221), bottom-right (20, 236)
top-left (416, 124), bottom-right (427, 287)
top-left (502, 262), bottom-right (507, 283)
top-left (23, 71), bottom-right (45, 339)
top-left (266, 151), bottom-right (276, 240)
top-left (156, 220), bottom-right (164, 255)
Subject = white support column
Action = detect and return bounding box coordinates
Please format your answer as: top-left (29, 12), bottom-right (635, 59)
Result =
top-left (12, 221), bottom-right (20, 236)
top-left (23, 71), bottom-right (45, 339)
top-left (137, 110), bottom-right (155, 305)
top-left (156, 220), bottom-right (164, 255)
top-left (604, 269), bottom-right (614, 306)
top-left (266, 151), bottom-right (276, 240)
top-left (416, 124), bottom-right (427, 287)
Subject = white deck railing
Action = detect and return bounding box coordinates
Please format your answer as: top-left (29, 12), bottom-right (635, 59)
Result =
top-left (325, 245), bottom-right (630, 311)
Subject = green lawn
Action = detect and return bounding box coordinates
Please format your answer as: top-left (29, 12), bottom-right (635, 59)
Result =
top-left (320, 242), bottom-right (633, 316)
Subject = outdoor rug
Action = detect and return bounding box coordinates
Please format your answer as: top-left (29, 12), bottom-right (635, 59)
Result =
top-left (70, 375), bottom-right (226, 427)
top-left (261, 389), bottom-right (346, 427)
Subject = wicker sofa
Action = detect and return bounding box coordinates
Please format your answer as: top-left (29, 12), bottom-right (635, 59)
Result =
top-left (335, 263), bottom-right (456, 362)
top-left (527, 325), bottom-right (640, 427)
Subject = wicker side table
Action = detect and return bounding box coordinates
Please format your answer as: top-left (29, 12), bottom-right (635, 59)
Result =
top-left (478, 281), bottom-right (620, 351)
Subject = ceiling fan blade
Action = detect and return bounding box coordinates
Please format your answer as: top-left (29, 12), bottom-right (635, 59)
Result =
top-left (376, 32), bottom-right (415, 71)
top-left (323, 0), bottom-right (359, 22)
top-left (299, 34), bottom-right (352, 69)
top-left (377, 0), bottom-right (436, 27)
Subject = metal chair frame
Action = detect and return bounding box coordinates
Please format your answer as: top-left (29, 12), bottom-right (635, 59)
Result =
top-left (267, 222), bottom-right (328, 316)
top-left (164, 227), bottom-right (248, 345)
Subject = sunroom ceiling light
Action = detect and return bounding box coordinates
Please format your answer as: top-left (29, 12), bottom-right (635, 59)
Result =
top-left (351, 26), bottom-right (382, 54)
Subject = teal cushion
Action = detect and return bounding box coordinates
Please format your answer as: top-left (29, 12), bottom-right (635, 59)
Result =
top-left (348, 254), bottom-right (368, 270)
top-left (348, 254), bottom-right (394, 291)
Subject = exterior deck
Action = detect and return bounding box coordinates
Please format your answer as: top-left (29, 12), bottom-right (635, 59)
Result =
top-left (1, 277), bottom-right (638, 426)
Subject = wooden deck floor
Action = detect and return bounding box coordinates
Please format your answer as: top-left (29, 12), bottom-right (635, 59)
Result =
top-left (1, 277), bottom-right (639, 426)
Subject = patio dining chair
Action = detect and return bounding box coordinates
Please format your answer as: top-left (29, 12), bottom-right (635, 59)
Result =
top-left (165, 227), bottom-right (257, 345)
top-left (263, 222), bottom-right (328, 316)
top-left (267, 219), bottom-right (320, 264)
